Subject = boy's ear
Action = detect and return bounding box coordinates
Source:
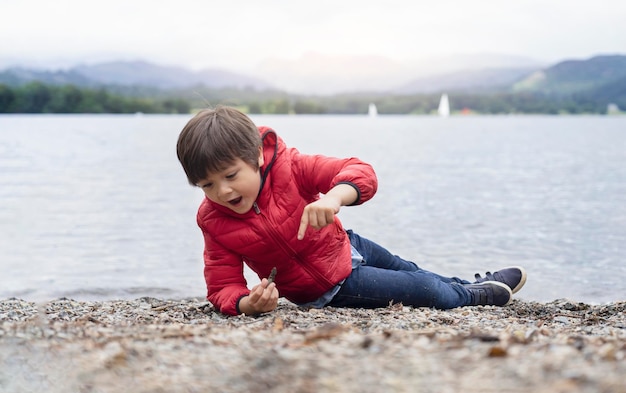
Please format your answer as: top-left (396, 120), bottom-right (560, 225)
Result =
top-left (257, 146), bottom-right (264, 167)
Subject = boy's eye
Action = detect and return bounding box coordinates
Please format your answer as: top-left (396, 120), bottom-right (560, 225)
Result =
top-left (226, 172), bottom-right (237, 179)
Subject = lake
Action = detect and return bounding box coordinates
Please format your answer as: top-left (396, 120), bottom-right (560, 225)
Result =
top-left (1, 114), bottom-right (625, 304)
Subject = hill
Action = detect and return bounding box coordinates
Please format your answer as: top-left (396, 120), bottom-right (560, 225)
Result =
top-left (1, 54), bottom-right (625, 114)
top-left (0, 67), bottom-right (94, 87)
top-left (0, 53), bottom-right (545, 95)
top-left (394, 67), bottom-right (537, 94)
top-left (255, 52), bottom-right (544, 94)
top-left (513, 55), bottom-right (626, 94)
top-left (0, 61), bottom-right (274, 91)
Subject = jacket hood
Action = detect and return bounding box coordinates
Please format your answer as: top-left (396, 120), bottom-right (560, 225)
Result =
top-left (258, 127), bottom-right (279, 198)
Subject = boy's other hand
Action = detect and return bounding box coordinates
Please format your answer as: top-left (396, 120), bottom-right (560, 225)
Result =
top-left (239, 279), bottom-right (279, 315)
top-left (297, 197), bottom-right (340, 240)
top-left (297, 184), bottom-right (358, 240)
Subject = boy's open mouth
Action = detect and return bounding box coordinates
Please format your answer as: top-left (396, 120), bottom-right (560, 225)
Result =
top-left (228, 196), bottom-right (242, 206)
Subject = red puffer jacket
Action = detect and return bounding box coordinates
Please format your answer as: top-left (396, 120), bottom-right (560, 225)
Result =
top-left (196, 127), bottom-right (378, 315)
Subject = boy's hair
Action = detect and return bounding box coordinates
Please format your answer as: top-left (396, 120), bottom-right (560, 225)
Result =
top-left (176, 106), bottom-right (262, 186)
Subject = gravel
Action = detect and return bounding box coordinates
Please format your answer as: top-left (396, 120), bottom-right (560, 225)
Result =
top-left (1, 297), bottom-right (625, 393)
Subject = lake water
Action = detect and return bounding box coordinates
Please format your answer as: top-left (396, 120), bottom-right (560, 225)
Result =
top-left (1, 114), bottom-right (625, 304)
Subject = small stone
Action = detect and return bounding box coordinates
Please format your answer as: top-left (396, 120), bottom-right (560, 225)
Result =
top-left (488, 346), bottom-right (508, 357)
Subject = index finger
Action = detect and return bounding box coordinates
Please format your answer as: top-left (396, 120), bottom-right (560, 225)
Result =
top-left (297, 210), bottom-right (309, 240)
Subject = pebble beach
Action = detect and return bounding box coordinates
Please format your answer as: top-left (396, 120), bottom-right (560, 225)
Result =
top-left (1, 297), bottom-right (625, 393)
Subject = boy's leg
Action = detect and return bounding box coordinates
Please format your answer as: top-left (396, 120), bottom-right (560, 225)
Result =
top-left (347, 230), bottom-right (469, 285)
top-left (327, 264), bottom-right (472, 309)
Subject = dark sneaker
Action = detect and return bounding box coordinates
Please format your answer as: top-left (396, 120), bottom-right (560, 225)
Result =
top-left (464, 281), bottom-right (512, 306)
top-left (473, 266), bottom-right (527, 294)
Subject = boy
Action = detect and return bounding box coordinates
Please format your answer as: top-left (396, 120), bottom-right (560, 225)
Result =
top-left (177, 106), bottom-right (526, 316)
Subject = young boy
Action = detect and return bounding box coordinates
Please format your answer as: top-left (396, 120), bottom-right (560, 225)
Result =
top-left (176, 106), bottom-right (527, 316)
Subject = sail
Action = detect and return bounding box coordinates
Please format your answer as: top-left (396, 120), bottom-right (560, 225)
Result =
top-left (438, 94), bottom-right (450, 117)
top-left (368, 103), bottom-right (378, 117)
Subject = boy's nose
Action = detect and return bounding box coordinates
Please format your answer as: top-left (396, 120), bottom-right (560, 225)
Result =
top-left (218, 183), bottom-right (232, 198)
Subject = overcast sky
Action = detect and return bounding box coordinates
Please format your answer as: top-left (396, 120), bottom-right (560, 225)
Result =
top-left (1, 0), bottom-right (625, 71)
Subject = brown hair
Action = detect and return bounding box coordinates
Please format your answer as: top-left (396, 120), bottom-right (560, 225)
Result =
top-left (176, 106), bottom-right (262, 186)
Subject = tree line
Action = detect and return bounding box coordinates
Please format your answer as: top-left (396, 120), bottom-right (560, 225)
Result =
top-left (224, 93), bottom-right (615, 115)
top-left (0, 82), bottom-right (620, 115)
top-left (0, 82), bottom-right (190, 114)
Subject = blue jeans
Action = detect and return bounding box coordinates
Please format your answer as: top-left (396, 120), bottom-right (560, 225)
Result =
top-left (327, 230), bottom-right (472, 309)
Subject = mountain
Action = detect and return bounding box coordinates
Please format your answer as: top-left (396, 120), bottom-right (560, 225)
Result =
top-left (513, 55), bottom-right (626, 94)
top-left (572, 75), bottom-right (626, 109)
top-left (0, 67), bottom-right (94, 87)
top-left (2, 54), bottom-right (624, 101)
top-left (256, 53), bottom-right (410, 95)
top-left (0, 61), bottom-right (275, 91)
top-left (256, 52), bottom-right (544, 95)
top-left (394, 67), bottom-right (537, 94)
top-left (72, 61), bottom-right (274, 90)
top-left (394, 54), bottom-right (626, 100)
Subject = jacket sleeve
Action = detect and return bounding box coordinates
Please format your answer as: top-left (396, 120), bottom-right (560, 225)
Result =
top-left (198, 215), bottom-right (250, 316)
top-left (292, 151), bottom-right (378, 205)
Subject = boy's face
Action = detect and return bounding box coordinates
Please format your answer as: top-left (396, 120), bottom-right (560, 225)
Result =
top-left (197, 148), bottom-right (264, 214)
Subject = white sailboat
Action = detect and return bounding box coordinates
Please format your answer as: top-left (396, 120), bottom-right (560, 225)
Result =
top-left (368, 103), bottom-right (378, 117)
top-left (438, 94), bottom-right (450, 117)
